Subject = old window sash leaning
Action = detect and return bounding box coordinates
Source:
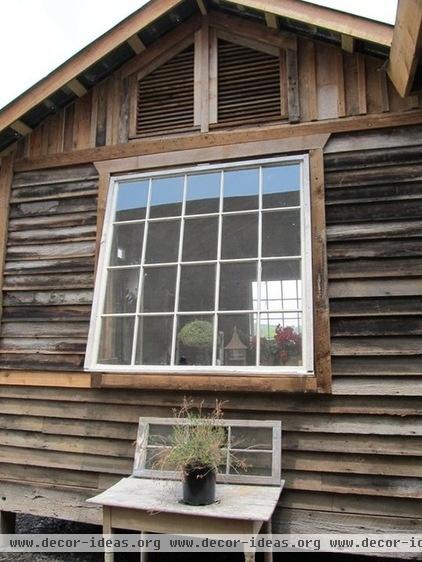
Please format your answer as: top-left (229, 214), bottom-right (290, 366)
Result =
top-left (85, 154), bottom-right (314, 375)
top-left (133, 417), bottom-right (282, 486)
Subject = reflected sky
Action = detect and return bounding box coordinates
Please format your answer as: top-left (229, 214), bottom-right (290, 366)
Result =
top-left (115, 180), bottom-right (149, 220)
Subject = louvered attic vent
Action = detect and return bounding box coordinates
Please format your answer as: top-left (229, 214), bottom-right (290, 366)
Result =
top-left (136, 45), bottom-right (194, 136)
top-left (218, 40), bottom-right (281, 125)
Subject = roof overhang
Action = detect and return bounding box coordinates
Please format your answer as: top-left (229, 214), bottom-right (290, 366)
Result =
top-left (0, 0), bottom-right (395, 154)
top-left (388, 0), bottom-right (422, 97)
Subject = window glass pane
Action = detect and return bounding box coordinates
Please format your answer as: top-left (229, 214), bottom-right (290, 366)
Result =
top-left (262, 164), bottom-right (300, 208)
top-left (110, 223), bottom-right (144, 266)
top-left (223, 168), bottom-right (259, 211)
top-left (176, 315), bottom-right (214, 365)
top-left (141, 266), bottom-right (177, 312)
top-left (135, 316), bottom-right (173, 365)
top-left (179, 264), bottom-right (215, 311)
top-left (217, 314), bottom-right (256, 366)
top-left (103, 268), bottom-right (139, 313)
top-left (182, 217), bottom-right (218, 262)
top-left (150, 176), bottom-right (183, 218)
top-left (259, 312), bottom-right (302, 367)
top-left (145, 220), bottom-right (180, 264)
top-left (115, 180), bottom-right (149, 221)
top-left (186, 172), bottom-right (220, 215)
top-left (98, 316), bottom-right (134, 364)
top-left (262, 210), bottom-right (300, 257)
top-left (219, 262), bottom-right (257, 311)
top-left (260, 260), bottom-right (301, 312)
top-left (221, 214), bottom-right (258, 259)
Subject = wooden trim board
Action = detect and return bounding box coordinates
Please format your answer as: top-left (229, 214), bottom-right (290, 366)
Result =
top-left (0, 371), bottom-right (92, 388)
top-left (13, 110), bottom-right (422, 172)
top-left (90, 133), bottom-right (331, 394)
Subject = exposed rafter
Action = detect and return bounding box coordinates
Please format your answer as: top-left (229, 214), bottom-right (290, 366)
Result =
top-left (265, 13), bottom-right (278, 29)
top-left (66, 78), bottom-right (88, 97)
top-left (341, 34), bottom-right (355, 53)
top-left (9, 120), bottom-right (32, 136)
top-left (127, 34), bottom-right (146, 54)
top-left (196, 0), bottom-right (207, 15)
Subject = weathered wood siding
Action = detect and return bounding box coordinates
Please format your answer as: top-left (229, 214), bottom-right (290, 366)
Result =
top-left (0, 165), bottom-right (97, 370)
top-left (0, 126), bottom-right (421, 543)
top-left (14, 37), bottom-right (422, 161)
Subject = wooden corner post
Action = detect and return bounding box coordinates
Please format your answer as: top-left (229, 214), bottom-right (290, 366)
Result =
top-left (309, 148), bottom-right (332, 392)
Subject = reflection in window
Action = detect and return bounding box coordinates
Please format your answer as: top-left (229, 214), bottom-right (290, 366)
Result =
top-left (91, 157), bottom-right (311, 371)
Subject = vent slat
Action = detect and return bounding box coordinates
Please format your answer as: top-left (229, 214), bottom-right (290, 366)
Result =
top-left (136, 47), bottom-right (194, 136)
top-left (218, 40), bottom-right (281, 125)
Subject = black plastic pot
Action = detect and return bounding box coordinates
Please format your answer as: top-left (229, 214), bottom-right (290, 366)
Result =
top-left (182, 466), bottom-right (216, 506)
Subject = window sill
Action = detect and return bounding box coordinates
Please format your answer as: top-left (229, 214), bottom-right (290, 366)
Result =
top-left (90, 371), bottom-right (318, 393)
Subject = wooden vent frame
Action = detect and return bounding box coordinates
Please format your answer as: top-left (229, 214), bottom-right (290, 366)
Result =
top-left (127, 14), bottom-right (300, 138)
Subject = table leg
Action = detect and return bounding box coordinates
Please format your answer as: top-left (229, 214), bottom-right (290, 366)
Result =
top-left (243, 551), bottom-right (256, 562)
top-left (103, 506), bottom-right (114, 562)
top-left (140, 531), bottom-right (148, 562)
top-left (263, 519), bottom-right (273, 562)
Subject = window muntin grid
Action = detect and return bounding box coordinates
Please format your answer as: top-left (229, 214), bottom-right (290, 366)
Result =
top-left (86, 156), bottom-right (313, 374)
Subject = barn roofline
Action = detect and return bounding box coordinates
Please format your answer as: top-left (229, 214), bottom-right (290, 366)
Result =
top-left (0, 0), bottom-right (395, 152)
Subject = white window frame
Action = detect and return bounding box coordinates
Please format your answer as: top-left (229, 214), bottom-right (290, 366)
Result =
top-left (85, 154), bottom-right (314, 375)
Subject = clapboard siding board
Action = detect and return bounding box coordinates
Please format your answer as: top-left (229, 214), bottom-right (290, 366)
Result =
top-left (0, 165), bottom-right (97, 370)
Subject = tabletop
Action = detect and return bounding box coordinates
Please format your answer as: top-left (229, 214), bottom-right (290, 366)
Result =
top-left (89, 477), bottom-right (284, 522)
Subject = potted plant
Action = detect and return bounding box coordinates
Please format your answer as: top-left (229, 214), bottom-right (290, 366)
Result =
top-left (153, 399), bottom-right (244, 506)
top-left (178, 320), bottom-right (213, 365)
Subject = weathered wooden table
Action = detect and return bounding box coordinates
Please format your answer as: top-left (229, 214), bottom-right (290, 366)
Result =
top-left (89, 476), bottom-right (284, 562)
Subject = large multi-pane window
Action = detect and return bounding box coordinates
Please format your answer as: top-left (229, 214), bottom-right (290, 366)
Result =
top-left (86, 156), bottom-right (313, 373)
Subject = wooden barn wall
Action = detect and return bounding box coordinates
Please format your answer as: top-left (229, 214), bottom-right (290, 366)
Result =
top-left (14, 37), bottom-right (422, 161)
top-left (0, 125), bottom-right (421, 542)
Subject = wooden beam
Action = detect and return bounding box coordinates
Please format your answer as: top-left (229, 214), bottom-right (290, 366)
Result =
top-left (0, 370), bottom-right (92, 388)
top-left (96, 372), bottom-right (318, 393)
top-left (224, 0), bottom-right (393, 46)
top-left (127, 33), bottom-right (146, 54)
top-left (208, 11), bottom-right (295, 51)
top-left (265, 12), bottom-right (278, 29)
top-left (357, 54), bottom-right (367, 115)
top-left (0, 0), bottom-right (184, 133)
top-left (0, 154), bottom-right (14, 329)
top-left (196, 0), bottom-right (207, 15)
top-left (286, 39), bottom-right (300, 123)
top-left (336, 51), bottom-right (346, 117)
top-left (388, 0), bottom-right (422, 97)
top-left (9, 120), bottom-right (32, 136)
top-left (200, 20), bottom-right (210, 133)
top-left (67, 78), bottom-right (88, 97)
top-left (121, 15), bottom-right (201, 79)
top-left (209, 27), bottom-right (218, 124)
top-left (93, 135), bottom-right (330, 175)
top-left (341, 34), bottom-right (355, 53)
top-left (93, 165), bottom-right (111, 274)
top-left (309, 148), bottom-right (332, 393)
top-left (13, 109), bottom-right (422, 172)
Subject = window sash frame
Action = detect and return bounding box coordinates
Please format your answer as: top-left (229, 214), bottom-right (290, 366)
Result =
top-left (85, 154), bottom-right (313, 375)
